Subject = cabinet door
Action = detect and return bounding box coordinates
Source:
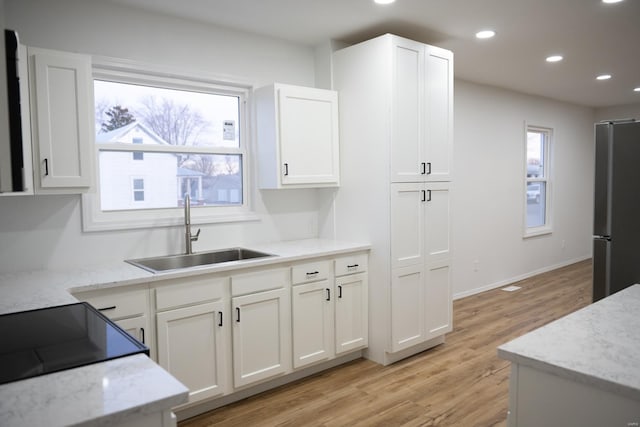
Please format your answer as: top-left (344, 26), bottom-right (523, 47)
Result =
top-left (232, 288), bottom-right (290, 388)
top-left (424, 46), bottom-right (453, 181)
top-left (291, 280), bottom-right (333, 368)
top-left (390, 38), bottom-right (425, 183)
top-left (391, 182), bottom-right (425, 269)
top-left (278, 85), bottom-right (339, 186)
top-left (156, 301), bottom-right (226, 403)
top-left (424, 182), bottom-right (451, 264)
top-left (425, 259), bottom-right (453, 339)
top-left (30, 48), bottom-right (92, 189)
top-left (116, 315), bottom-right (149, 347)
top-left (391, 265), bottom-right (425, 352)
top-left (335, 272), bottom-right (368, 354)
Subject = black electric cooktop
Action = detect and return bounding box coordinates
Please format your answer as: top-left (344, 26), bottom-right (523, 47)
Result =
top-left (0, 302), bottom-right (149, 385)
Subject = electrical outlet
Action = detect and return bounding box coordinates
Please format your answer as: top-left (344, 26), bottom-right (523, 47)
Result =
top-left (473, 260), bottom-right (479, 272)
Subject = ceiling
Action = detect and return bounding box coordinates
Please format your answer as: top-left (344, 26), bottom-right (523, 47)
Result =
top-left (107, 0), bottom-right (640, 108)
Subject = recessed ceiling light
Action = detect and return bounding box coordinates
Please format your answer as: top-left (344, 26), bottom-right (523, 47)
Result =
top-left (475, 30), bottom-right (496, 39)
top-left (602, 0), bottom-right (624, 4)
top-left (546, 55), bottom-right (563, 63)
top-left (634, 87), bottom-right (640, 92)
top-left (596, 74), bottom-right (612, 80)
top-left (374, 0), bottom-right (395, 4)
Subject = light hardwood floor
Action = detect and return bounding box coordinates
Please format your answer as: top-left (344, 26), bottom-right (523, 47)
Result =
top-left (180, 259), bottom-right (592, 427)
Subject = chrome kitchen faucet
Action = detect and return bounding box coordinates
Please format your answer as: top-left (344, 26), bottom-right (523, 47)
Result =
top-left (184, 194), bottom-right (200, 254)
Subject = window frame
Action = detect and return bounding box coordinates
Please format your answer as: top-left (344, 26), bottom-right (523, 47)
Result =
top-left (523, 123), bottom-right (553, 238)
top-left (81, 57), bottom-right (258, 232)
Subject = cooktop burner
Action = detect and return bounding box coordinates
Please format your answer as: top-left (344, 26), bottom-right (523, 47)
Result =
top-left (0, 302), bottom-right (149, 385)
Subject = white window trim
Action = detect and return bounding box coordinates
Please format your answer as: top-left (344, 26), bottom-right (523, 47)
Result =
top-left (523, 123), bottom-right (553, 238)
top-left (81, 57), bottom-right (259, 232)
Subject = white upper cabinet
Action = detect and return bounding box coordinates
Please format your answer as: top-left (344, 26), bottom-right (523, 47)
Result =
top-left (390, 38), bottom-right (424, 183)
top-left (424, 46), bottom-right (454, 182)
top-left (390, 39), bottom-right (453, 183)
top-left (255, 83), bottom-right (340, 189)
top-left (29, 47), bottom-right (93, 192)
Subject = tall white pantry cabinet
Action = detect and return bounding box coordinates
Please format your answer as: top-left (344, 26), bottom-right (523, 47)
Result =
top-left (331, 34), bottom-right (453, 365)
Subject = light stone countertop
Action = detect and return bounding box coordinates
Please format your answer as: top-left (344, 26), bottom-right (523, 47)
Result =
top-left (0, 354), bottom-right (188, 427)
top-left (498, 284), bottom-right (640, 401)
top-left (0, 238), bottom-right (370, 426)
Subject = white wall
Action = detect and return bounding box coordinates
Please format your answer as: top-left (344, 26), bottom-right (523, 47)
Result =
top-left (0, 0), bottom-right (322, 273)
top-left (0, 0), bottom-right (599, 296)
top-left (453, 80), bottom-right (595, 298)
top-left (595, 103), bottom-right (640, 122)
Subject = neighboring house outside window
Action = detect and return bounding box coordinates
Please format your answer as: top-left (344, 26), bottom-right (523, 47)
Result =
top-left (132, 137), bottom-right (144, 160)
top-left (96, 122), bottom-right (178, 210)
top-left (82, 62), bottom-right (254, 232)
top-left (525, 125), bottom-right (552, 237)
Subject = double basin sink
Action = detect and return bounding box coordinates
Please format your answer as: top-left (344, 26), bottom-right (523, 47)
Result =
top-left (126, 247), bottom-right (275, 273)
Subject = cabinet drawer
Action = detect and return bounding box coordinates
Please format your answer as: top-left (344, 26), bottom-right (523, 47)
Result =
top-left (231, 267), bottom-right (289, 296)
top-left (291, 260), bottom-right (331, 285)
top-left (335, 253), bottom-right (368, 276)
top-left (155, 276), bottom-right (227, 311)
top-left (77, 287), bottom-right (148, 320)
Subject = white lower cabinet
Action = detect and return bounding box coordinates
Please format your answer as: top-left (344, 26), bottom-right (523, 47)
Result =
top-left (73, 285), bottom-right (152, 354)
top-left (389, 181), bottom-right (452, 355)
top-left (154, 276), bottom-right (229, 406)
top-left (391, 264), bottom-right (425, 352)
top-left (334, 271), bottom-right (368, 354)
top-left (391, 260), bottom-right (452, 352)
top-left (156, 300), bottom-right (227, 403)
top-left (230, 268), bottom-right (291, 388)
top-left (291, 260), bottom-right (333, 369)
top-left (291, 256), bottom-right (368, 369)
top-left (116, 315), bottom-right (149, 345)
top-left (292, 280), bottom-right (333, 368)
top-left (425, 259), bottom-right (452, 339)
top-left (83, 250), bottom-right (368, 417)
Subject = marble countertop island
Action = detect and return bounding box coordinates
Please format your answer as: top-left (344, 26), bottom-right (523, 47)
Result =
top-left (498, 284), bottom-right (640, 401)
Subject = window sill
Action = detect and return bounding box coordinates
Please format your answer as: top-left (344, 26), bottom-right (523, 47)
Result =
top-left (81, 193), bottom-right (260, 232)
top-left (523, 226), bottom-right (552, 239)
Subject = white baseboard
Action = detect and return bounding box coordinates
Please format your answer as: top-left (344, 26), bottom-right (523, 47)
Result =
top-left (453, 255), bottom-right (591, 300)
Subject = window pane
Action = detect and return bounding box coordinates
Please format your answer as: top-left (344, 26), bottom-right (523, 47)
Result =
top-left (526, 131), bottom-right (544, 178)
top-left (94, 80), bottom-right (240, 148)
top-left (526, 182), bottom-right (546, 228)
top-left (99, 152), bottom-right (243, 211)
top-left (132, 178), bottom-right (144, 190)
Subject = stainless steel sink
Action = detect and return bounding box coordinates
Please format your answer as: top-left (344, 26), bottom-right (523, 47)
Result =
top-left (126, 247), bottom-right (275, 273)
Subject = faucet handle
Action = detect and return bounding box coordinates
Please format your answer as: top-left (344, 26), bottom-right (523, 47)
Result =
top-left (191, 228), bottom-right (201, 242)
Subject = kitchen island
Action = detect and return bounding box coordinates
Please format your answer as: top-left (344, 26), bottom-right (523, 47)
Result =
top-left (498, 284), bottom-right (640, 426)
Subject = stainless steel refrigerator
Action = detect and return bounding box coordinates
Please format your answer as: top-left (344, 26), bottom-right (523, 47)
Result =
top-left (593, 119), bottom-right (640, 302)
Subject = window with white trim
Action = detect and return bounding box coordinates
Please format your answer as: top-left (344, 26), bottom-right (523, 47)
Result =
top-left (82, 61), bottom-right (254, 231)
top-left (525, 125), bottom-right (552, 236)
top-left (132, 178), bottom-right (145, 202)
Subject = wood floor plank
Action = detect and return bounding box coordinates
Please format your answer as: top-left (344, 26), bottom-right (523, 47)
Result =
top-left (180, 259), bottom-right (592, 427)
